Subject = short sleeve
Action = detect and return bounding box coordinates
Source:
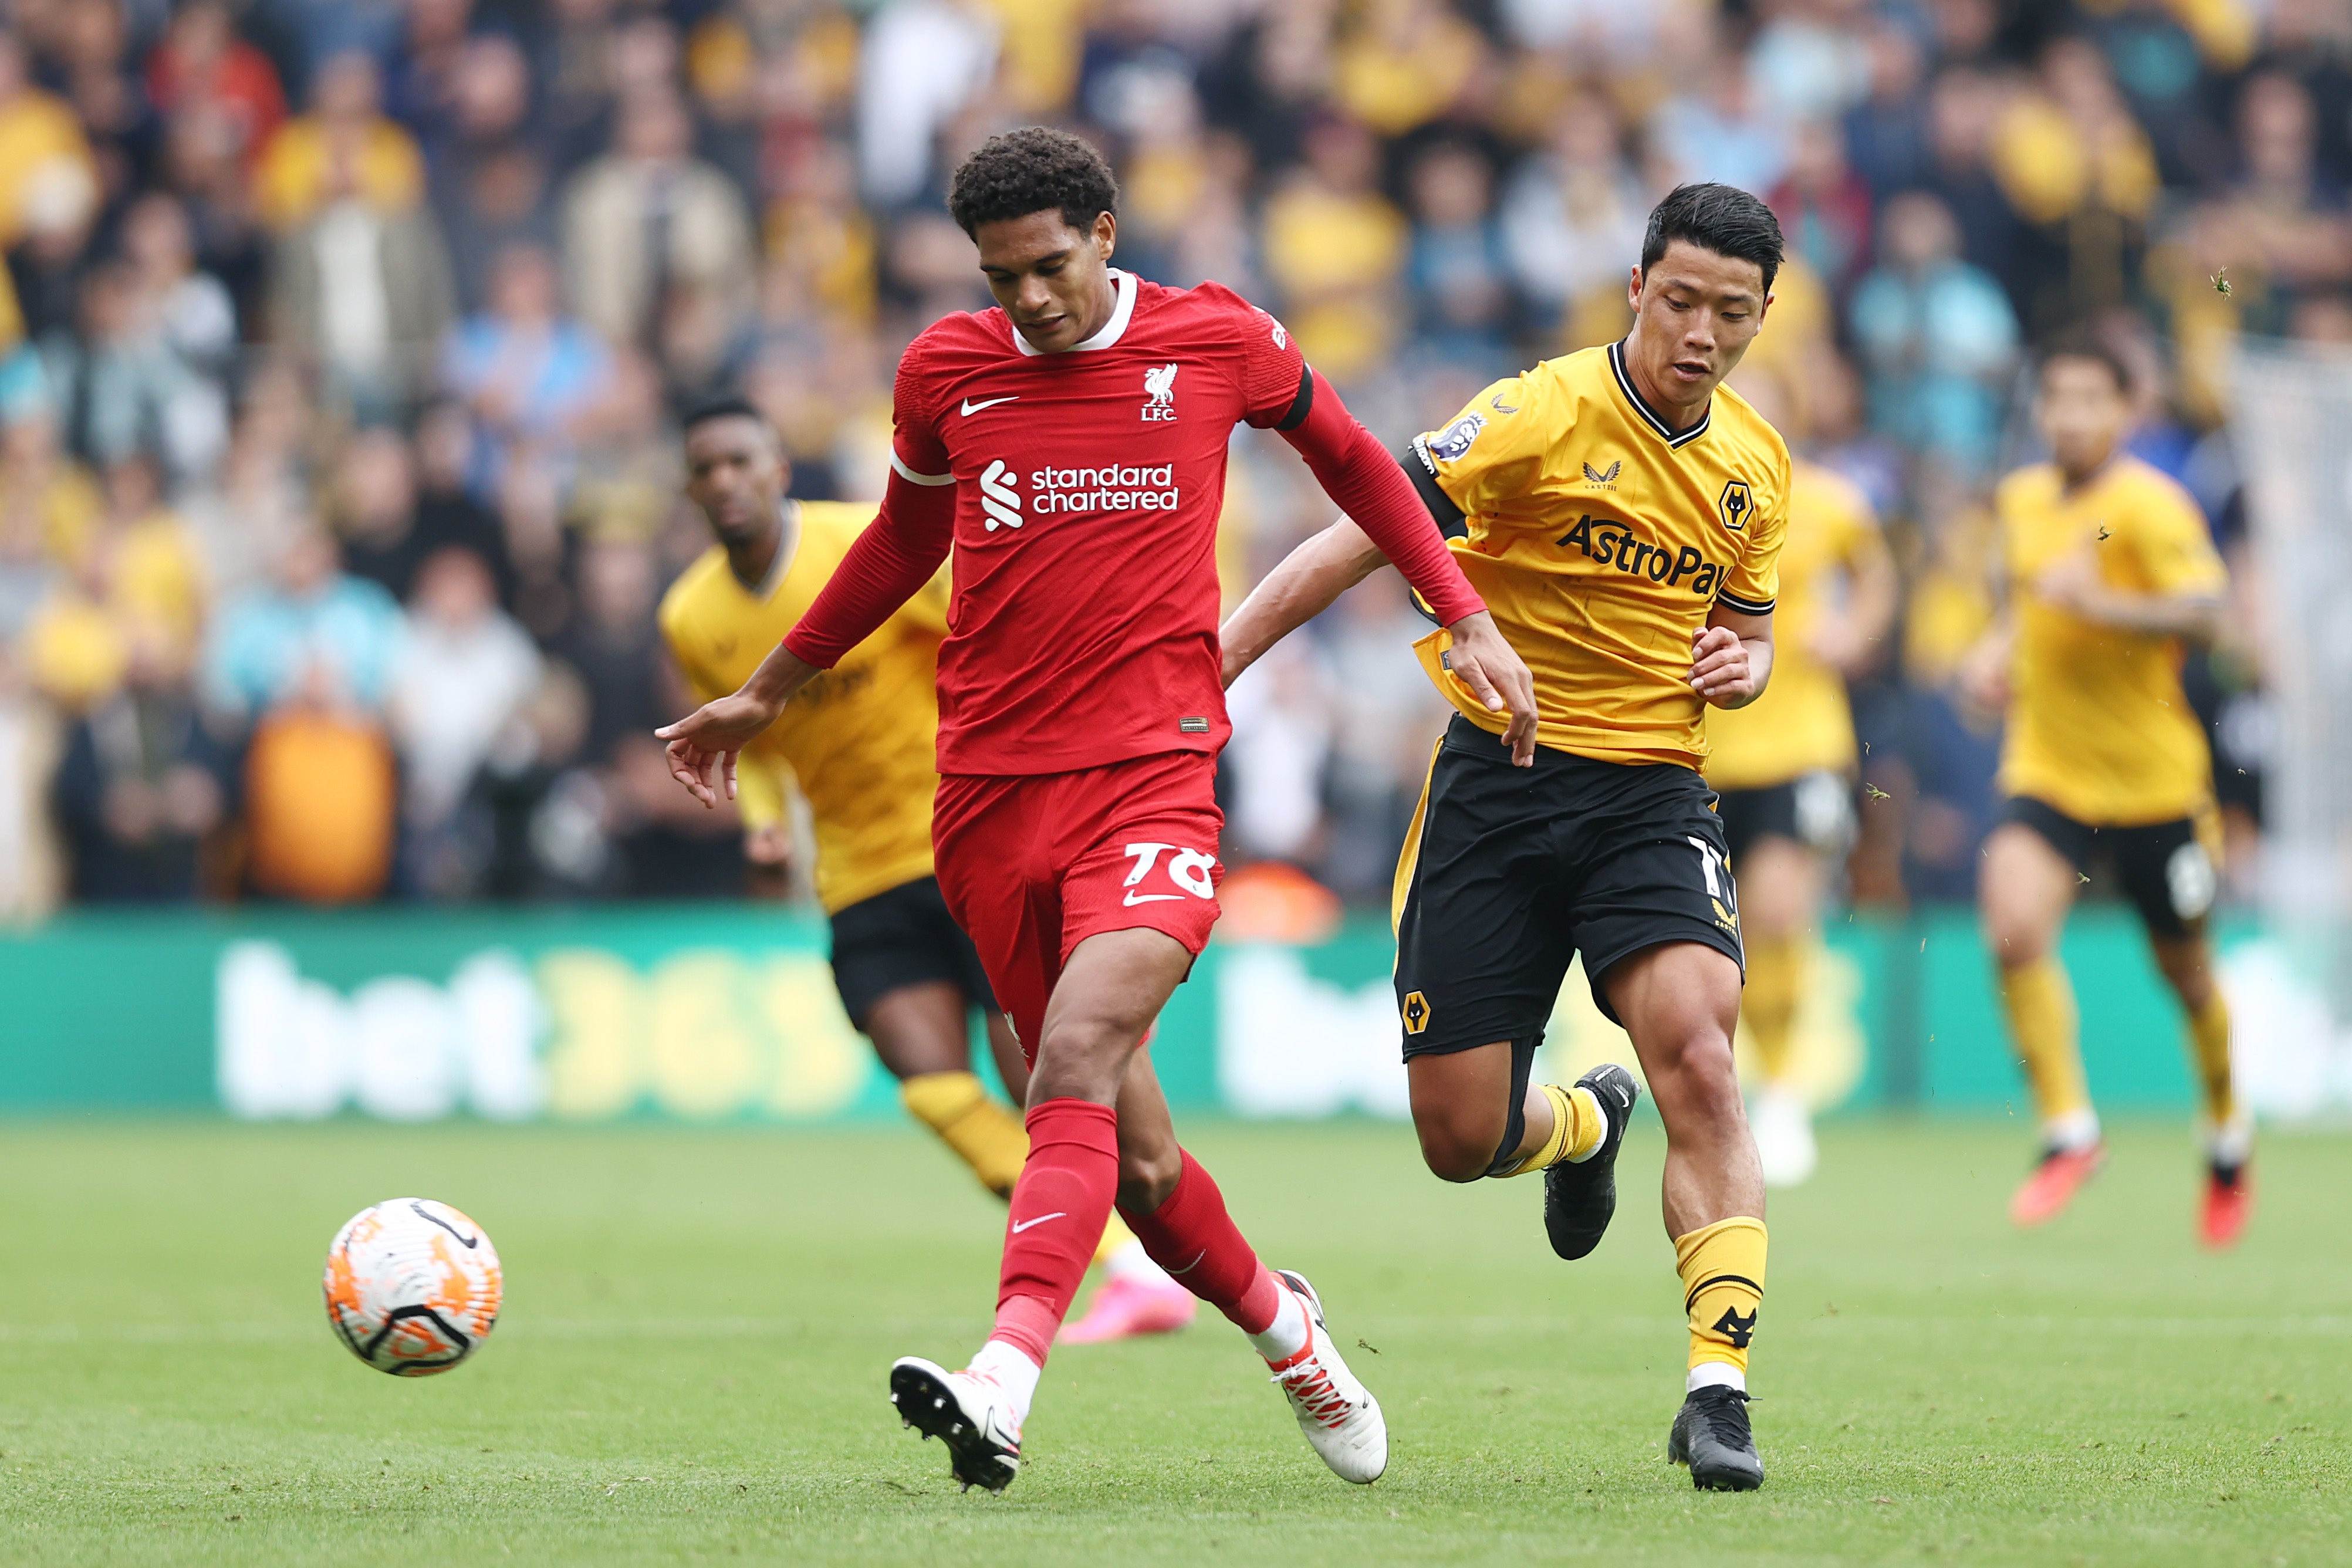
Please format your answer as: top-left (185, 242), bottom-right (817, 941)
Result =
top-left (657, 594), bottom-right (720, 704)
top-left (2128, 477), bottom-right (2228, 596)
top-left (1717, 450), bottom-right (1792, 616)
top-left (889, 334), bottom-right (952, 482)
top-left (1413, 376), bottom-right (1550, 518)
top-left (1991, 471), bottom-right (2034, 587)
top-left (1824, 471), bottom-right (1886, 567)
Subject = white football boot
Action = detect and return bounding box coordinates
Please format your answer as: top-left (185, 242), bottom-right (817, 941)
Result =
top-left (1265, 1270), bottom-right (1387, 1483)
top-left (1751, 1086), bottom-right (1817, 1188)
top-left (888, 1357), bottom-right (1022, 1493)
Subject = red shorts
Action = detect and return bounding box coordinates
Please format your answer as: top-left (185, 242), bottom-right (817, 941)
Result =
top-left (931, 751), bottom-right (1224, 1063)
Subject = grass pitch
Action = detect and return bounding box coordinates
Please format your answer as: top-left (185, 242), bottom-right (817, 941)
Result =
top-left (0, 1117), bottom-right (2344, 1567)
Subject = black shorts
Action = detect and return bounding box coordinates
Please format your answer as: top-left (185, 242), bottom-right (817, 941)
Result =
top-left (828, 874), bottom-right (998, 1026)
top-left (2001, 797), bottom-right (2221, 940)
top-left (1393, 715), bottom-right (1746, 1052)
top-left (1715, 771), bottom-right (1856, 864)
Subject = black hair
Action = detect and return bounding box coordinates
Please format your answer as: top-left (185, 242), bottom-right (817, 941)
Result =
top-left (947, 126), bottom-right (1119, 240)
top-left (680, 393), bottom-right (772, 437)
top-left (2039, 330), bottom-right (2134, 396)
top-left (1639, 183), bottom-right (1786, 296)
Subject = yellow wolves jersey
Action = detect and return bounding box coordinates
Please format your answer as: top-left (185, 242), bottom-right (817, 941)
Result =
top-left (1996, 457), bottom-right (2226, 826)
top-left (659, 501), bottom-right (950, 914)
top-left (1410, 342), bottom-right (1792, 768)
top-left (1705, 459), bottom-right (1885, 789)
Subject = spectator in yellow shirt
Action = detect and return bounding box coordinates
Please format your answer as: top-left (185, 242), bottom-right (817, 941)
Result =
top-left (251, 51), bottom-right (425, 233)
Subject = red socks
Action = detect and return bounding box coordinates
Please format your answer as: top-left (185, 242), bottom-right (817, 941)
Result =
top-left (987, 1098), bottom-right (1120, 1367)
top-left (1118, 1148), bottom-right (1282, 1335)
top-left (989, 1115), bottom-right (1283, 1365)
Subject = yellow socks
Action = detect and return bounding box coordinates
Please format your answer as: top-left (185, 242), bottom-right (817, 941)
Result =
top-left (1491, 1083), bottom-right (1604, 1178)
top-left (2187, 991), bottom-right (2236, 1127)
top-left (2000, 956), bottom-right (2094, 1138)
top-left (1741, 933), bottom-right (1806, 1086)
top-left (1675, 1216), bottom-right (1768, 1383)
top-left (900, 1071), bottom-right (1028, 1198)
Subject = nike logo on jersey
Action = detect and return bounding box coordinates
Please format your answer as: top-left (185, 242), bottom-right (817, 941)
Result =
top-left (1011, 1212), bottom-right (1067, 1234)
top-left (1491, 393), bottom-right (1519, 414)
top-left (1123, 891), bottom-right (1182, 905)
top-left (961, 396), bottom-right (1019, 415)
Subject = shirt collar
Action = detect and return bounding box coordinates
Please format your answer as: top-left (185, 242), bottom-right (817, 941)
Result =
top-left (1608, 339), bottom-right (1712, 449)
top-left (1013, 268), bottom-right (1137, 357)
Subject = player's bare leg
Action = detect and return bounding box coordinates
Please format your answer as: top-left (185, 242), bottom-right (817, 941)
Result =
top-left (870, 982), bottom-right (1030, 1201)
top-left (870, 984), bottom-right (1181, 1326)
top-left (1981, 823), bottom-right (2104, 1224)
top-left (1736, 835), bottom-right (1822, 1186)
top-left (1604, 941), bottom-right (1768, 1491)
top-left (891, 928), bottom-right (1383, 1488)
top-left (1405, 1042), bottom-right (1635, 1251)
top-left (1604, 943), bottom-right (1762, 1236)
top-left (2148, 929), bottom-right (2252, 1248)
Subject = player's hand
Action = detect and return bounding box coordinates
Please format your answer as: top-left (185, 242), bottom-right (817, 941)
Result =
top-left (655, 691), bottom-right (782, 809)
top-left (1808, 614), bottom-right (1870, 678)
top-left (1957, 634), bottom-right (2011, 713)
top-left (743, 823), bottom-right (793, 869)
top-left (1689, 625), bottom-right (1758, 707)
top-left (1446, 610), bottom-right (1539, 766)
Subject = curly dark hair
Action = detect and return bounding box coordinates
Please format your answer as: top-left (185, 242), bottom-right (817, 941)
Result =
top-left (1640, 183), bottom-right (1786, 296)
top-left (947, 126), bottom-right (1120, 239)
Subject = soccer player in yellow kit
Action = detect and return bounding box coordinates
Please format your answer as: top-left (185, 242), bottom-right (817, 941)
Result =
top-left (660, 396), bottom-right (1197, 1338)
top-left (1224, 185), bottom-right (1792, 1489)
top-left (1961, 343), bottom-right (2249, 1248)
top-left (1705, 370), bottom-right (1896, 1187)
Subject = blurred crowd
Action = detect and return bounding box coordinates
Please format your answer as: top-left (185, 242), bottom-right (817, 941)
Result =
top-left (0, 0), bottom-right (2329, 919)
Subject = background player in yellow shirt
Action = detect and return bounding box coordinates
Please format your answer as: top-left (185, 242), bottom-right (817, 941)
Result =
top-left (1706, 369), bottom-right (1896, 1187)
top-left (1223, 185), bottom-right (1792, 1491)
top-left (660, 396), bottom-right (1195, 1341)
top-left (1960, 340), bottom-right (2248, 1248)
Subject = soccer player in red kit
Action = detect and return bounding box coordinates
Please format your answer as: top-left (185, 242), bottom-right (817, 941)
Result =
top-left (658, 128), bottom-right (1533, 1492)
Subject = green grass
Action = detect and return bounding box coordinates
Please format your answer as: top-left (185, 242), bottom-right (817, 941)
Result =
top-left (0, 1118), bottom-right (2344, 1567)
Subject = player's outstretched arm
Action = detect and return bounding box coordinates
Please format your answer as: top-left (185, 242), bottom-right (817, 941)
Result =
top-left (656, 644), bottom-right (817, 808)
top-left (1956, 611), bottom-right (2015, 713)
top-left (2034, 550), bottom-right (2223, 639)
top-left (1269, 374), bottom-right (1537, 763)
top-left (1691, 607), bottom-right (1775, 710)
top-left (1221, 516), bottom-right (1537, 764)
top-left (1219, 517), bottom-right (1388, 686)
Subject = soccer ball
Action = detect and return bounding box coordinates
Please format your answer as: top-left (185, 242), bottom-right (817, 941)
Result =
top-left (323, 1198), bottom-right (503, 1376)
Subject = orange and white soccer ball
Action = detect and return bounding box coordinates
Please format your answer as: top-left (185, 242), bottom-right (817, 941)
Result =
top-left (323, 1198), bottom-right (503, 1376)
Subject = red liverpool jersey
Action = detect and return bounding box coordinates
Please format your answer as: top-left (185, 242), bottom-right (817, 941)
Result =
top-left (886, 270), bottom-right (1308, 776)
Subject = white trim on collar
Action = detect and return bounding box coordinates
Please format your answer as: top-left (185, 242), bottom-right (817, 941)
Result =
top-left (1013, 268), bottom-right (1137, 357)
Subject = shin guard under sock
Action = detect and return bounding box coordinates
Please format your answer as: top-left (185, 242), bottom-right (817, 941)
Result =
top-left (986, 1098), bottom-right (1119, 1366)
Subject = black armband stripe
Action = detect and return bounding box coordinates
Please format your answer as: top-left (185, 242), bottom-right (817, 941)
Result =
top-left (1274, 363), bottom-right (1314, 431)
top-left (1715, 592), bottom-right (1776, 616)
top-left (1400, 440), bottom-right (1468, 542)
